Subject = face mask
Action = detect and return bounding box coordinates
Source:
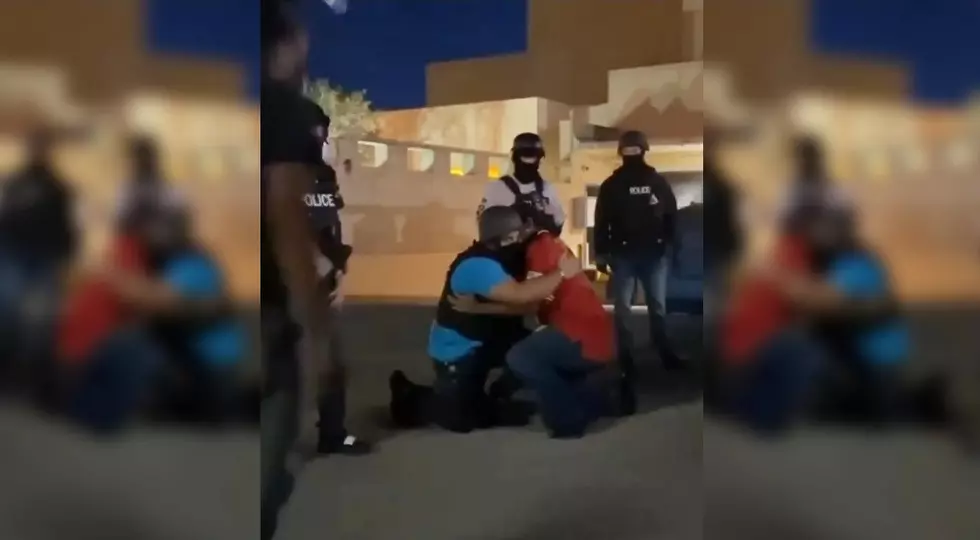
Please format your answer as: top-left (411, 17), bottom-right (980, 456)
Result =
top-left (621, 148), bottom-right (646, 165)
top-left (511, 154), bottom-right (542, 180)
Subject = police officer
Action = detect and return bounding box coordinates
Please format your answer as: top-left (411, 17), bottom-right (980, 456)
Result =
top-left (391, 206), bottom-right (581, 432)
top-left (259, 5), bottom-right (367, 540)
top-left (593, 130), bottom-right (682, 390)
top-left (478, 133), bottom-right (565, 240)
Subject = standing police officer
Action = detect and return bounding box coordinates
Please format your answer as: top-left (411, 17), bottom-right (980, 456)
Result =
top-left (478, 133), bottom-right (565, 238)
top-left (259, 4), bottom-right (367, 539)
top-left (593, 130), bottom-right (682, 393)
top-left (302, 100), bottom-right (366, 456)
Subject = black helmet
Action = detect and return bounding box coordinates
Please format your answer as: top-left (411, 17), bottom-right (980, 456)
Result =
top-left (478, 206), bottom-right (525, 244)
top-left (617, 130), bottom-right (649, 155)
top-left (511, 132), bottom-right (544, 159)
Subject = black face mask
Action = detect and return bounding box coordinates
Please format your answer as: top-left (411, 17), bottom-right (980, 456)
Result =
top-left (511, 149), bottom-right (543, 182)
top-left (621, 154), bottom-right (646, 167)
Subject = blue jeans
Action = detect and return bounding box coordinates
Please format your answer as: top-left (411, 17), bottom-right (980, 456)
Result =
top-left (0, 253), bottom-right (62, 369)
top-left (734, 328), bottom-right (824, 434)
top-left (68, 328), bottom-right (163, 433)
top-left (608, 252), bottom-right (671, 358)
top-left (506, 327), bottom-right (604, 434)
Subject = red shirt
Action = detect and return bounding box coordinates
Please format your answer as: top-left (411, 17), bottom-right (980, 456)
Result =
top-left (57, 235), bottom-right (147, 364)
top-left (721, 234), bottom-right (811, 365)
top-left (526, 232), bottom-right (615, 363)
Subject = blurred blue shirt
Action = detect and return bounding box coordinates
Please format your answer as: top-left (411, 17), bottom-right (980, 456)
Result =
top-left (826, 252), bottom-right (909, 367)
top-left (163, 252), bottom-right (244, 369)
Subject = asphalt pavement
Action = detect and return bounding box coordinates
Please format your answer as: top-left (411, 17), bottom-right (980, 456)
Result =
top-left (1, 302), bottom-right (978, 540)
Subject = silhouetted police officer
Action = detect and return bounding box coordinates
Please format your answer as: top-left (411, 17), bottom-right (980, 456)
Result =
top-left (259, 4), bottom-right (368, 539)
top-left (479, 132), bottom-right (565, 238)
top-left (594, 130), bottom-right (681, 381)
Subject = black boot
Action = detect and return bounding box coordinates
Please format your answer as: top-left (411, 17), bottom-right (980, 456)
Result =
top-left (650, 316), bottom-right (683, 370)
top-left (389, 370), bottom-right (432, 428)
top-left (615, 355), bottom-right (638, 417)
top-left (316, 378), bottom-right (372, 456)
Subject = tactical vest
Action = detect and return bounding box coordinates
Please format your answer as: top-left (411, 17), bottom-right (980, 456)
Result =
top-left (434, 242), bottom-right (525, 343)
top-left (306, 165), bottom-right (343, 236)
top-left (499, 175), bottom-right (549, 227)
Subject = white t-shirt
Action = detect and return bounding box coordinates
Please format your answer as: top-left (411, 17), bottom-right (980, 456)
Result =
top-left (477, 177), bottom-right (565, 227)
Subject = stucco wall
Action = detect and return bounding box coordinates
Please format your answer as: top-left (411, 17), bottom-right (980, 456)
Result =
top-left (375, 97), bottom-right (555, 155)
top-left (332, 138), bottom-right (588, 298)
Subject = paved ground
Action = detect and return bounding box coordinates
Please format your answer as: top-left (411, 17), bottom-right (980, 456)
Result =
top-left (1, 302), bottom-right (978, 540)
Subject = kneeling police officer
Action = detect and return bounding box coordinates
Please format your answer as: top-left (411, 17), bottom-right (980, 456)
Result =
top-left (394, 206), bottom-right (582, 432)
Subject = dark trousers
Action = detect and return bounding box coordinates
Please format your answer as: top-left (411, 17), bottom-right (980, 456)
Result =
top-left (316, 305), bottom-right (349, 444)
top-left (0, 253), bottom-right (62, 391)
top-left (260, 336), bottom-right (299, 540)
top-left (506, 327), bottom-right (604, 434)
top-left (68, 328), bottom-right (163, 433)
top-left (733, 328), bottom-right (823, 434)
top-left (608, 251), bottom-right (675, 366)
top-left (430, 326), bottom-right (529, 433)
top-left (260, 303), bottom-right (349, 540)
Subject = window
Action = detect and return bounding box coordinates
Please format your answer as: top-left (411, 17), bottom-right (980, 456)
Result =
top-left (450, 152), bottom-right (475, 176)
top-left (487, 155), bottom-right (509, 178)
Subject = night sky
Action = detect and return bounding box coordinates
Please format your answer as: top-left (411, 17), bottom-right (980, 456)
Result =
top-left (146, 0), bottom-right (980, 108)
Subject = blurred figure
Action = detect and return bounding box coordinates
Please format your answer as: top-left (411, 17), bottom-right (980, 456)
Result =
top-left (722, 204), bottom-right (904, 434)
top-left (115, 135), bottom-right (185, 232)
top-left (0, 128), bottom-right (78, 393)
top-left (56, 204), bottom-right (233, 433)
top-left (702, 125), bottom-right (744, 311)
top-left (808, 207), bottom-right (909, 425)
top-left (720, 206), bottom-right (824, 434)
top-left (779, 135), bottom-right (850, 226)
top-left (55, 204), bottom-right (165, 432)
top-left (702, 125), bottom-right (744, 408)
top-left (144, 208), bottom-right (246, 425)
top-left (594, 130), bottom-right (682, 380)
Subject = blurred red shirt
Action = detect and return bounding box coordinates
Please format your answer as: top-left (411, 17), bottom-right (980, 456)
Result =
top-left (721, 234), bottom-right (812, 366)
top-left (526, 232), bottom-right (615, 363)
top-left (57, 234), bottom-right (148, 364)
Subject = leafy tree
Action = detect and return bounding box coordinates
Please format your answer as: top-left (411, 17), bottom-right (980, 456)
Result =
top-left (304, 78), bottom-right (377, 139)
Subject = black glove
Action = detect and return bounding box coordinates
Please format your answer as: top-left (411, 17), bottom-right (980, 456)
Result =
top-left (595, 255), bottom-right (610, 276)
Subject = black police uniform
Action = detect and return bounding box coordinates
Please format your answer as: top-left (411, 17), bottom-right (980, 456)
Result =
top-left (594, 165), bottom-right (677, 261)
top-left (306, 164), bottom-right (351, 282)
top-left (260, 76), bottom-right (322, 540)
top-left (260, 81), bottom-right (322, 390)
top-left (594, 157), bottom-right (680, 373)
top-left (427, 243), bottom-right (530, 432)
